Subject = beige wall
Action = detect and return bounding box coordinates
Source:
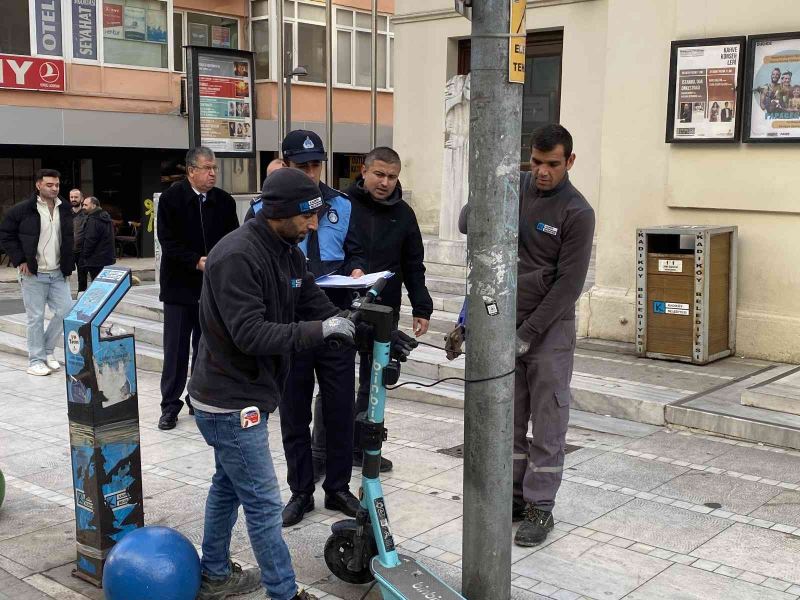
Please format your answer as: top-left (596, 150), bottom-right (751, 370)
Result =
top-left (581, 0), bottom-right (800, 362)
top-left (396, 0), bottom-right (800, 361)
top-left (393, 0), bottom-right (607, 234)
top-left (1, 0), bottom-right (394, 125)
top-left (255, 83), bottom-right (393, 124)
top-left (0, 66), bottom-right (181, 114)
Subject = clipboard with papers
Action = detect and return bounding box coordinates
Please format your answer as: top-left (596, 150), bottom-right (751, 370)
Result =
top-left (315, 270), bottom-right (394, 289)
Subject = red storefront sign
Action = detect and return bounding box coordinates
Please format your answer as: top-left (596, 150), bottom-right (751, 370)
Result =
top-left (0, 54), bottom-right (65, 92)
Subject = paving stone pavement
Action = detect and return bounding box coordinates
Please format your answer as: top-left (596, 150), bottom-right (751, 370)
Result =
top-left (2, 350), bottom-right (800, 599)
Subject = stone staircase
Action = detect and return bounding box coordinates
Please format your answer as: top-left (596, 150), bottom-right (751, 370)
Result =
top-left (3, 238), bottom-right (800, 450)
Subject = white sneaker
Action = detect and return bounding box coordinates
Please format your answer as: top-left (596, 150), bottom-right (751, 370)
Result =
top-left (46, 354), bottom-right (61, 371)
top-left (27, 362), bottom-right (52, 376)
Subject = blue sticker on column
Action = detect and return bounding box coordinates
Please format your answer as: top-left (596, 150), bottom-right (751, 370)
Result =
top-left (77, 556), bottom-right (97, 575)
top-left (653, 301), bottom-right (666, 314)
top-left (72, 444), bottom-right (97, 534)
top-left (101, 440), bottom-right (141, 542)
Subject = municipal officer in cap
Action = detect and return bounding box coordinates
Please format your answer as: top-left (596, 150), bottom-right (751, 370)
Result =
top-left (188, 168), bottom-right (361, 600)
top-left (248, 130), bottom-right (366, 526)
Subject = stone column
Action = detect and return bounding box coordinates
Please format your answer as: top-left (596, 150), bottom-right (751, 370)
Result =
top-left (438, 73), bottom-right (471, 241)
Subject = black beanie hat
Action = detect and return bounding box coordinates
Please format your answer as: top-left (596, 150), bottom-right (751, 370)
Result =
top-left (259, 167), bottom-right (323, 219)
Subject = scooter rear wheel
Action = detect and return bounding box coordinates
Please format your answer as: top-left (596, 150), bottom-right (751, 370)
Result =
top-left (324, 533), bottom-right (375, 584)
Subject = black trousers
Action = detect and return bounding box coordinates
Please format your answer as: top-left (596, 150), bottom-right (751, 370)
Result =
top-left (313, 312), bottom-right (399, 459)
top-left (280, 344), bottom-right (356, 495)
top-left (76, 252), bottom-right (88, 292)
top-left (160, 302), bottom-right (201, 416)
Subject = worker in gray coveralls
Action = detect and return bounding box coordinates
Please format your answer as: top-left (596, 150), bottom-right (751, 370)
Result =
top-left (454, 124), bottom-right (595, 547)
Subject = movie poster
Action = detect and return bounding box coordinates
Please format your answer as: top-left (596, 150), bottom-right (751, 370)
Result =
top-left (103, 3), bottom-right (123, 39)
top-left (123, 6), bottom-right (146, 41)
top-left (667, 38), bottom-right (744, 142)
top-left (190, 22), bottom-right (208, 46)
top-left (211, 25), bottom-right (231, 49)
top-left (146, 9), bottom-right (167, 44)
top-left (196, 51), bottom-right (254, 153)
top-left (745, 33), bottom-right (800, 142)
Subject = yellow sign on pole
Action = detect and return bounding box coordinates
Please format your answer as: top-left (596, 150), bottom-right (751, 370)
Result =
top-left (509, 0), bottom-right (526, 84)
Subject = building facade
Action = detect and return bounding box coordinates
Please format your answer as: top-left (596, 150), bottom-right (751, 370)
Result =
top-left (393, 0), bottom-right (800, 362)
top-left (0, 0), bottom-right (395, 252)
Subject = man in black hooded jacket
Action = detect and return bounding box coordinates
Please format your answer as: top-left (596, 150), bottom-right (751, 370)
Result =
top-left (346, 146), bottom-right (433, 470)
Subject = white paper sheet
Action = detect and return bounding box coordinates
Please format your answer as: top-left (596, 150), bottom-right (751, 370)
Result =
top-left (315, 271), bottom-right (394, 289)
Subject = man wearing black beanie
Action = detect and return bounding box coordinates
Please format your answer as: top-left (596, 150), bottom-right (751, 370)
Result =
top-left (250, 131), bottom-right (366, 528)
top-left (187, 168), bottom-right (355, 600)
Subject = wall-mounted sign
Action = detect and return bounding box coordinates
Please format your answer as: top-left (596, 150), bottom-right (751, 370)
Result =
top-left (665, 36), bottom-right (746, 143)
top-left (187, 47), bottom-right (256, 158)
top-left (124, 6), bottom-right (146, 41)
top-left (211, 26), bottom-right (231, 49)
top-left (743, 31), bottom-right (800, 143)
top-left (103, 3), bottom-right (123, 39)
top-left (508, 0), bottom-right (525, 84)
top-left (35, 0), bottom-right (63, 56)
top-left (146, 10), bottom-right (167, 44)
top-left (0, 54), bottom-right (65, 92)
top-left (72, 0), bottom-right (97, 60)
top-left (189, 23), bottom-right (209, 46)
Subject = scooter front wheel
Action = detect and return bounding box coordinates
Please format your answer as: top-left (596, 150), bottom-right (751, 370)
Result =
top-left (324, 532), bottom-right (375, 584)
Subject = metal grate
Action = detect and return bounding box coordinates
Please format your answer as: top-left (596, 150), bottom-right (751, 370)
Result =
top-left (437, 443), bottom-right (582, 458)
top-left (438, 444), bottom-right (464, 458)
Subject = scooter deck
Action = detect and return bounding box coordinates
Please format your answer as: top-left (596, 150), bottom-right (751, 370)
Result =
top-left (371, 554), bottom-right (465, 599)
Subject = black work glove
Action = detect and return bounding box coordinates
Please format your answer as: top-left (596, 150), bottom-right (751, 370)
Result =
top-left (391, 330), bottom-right (417, 362)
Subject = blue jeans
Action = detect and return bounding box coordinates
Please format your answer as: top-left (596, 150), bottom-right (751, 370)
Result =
top-left (194, 409), bottom-right (297, 600)
top-left (19, 270), bottom-right (73, 366)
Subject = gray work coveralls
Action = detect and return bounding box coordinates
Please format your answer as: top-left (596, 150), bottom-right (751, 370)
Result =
top-left (458, 172), bottom-right (594, 510)
top-left (512, 172), bottom-right (595, 510)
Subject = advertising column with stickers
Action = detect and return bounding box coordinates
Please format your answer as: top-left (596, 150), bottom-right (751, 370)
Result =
top-left (63, 267), bottom-right (143, 585)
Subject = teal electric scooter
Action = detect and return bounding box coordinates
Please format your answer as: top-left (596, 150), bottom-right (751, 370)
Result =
top-left (324, 280), bottom-right (465, 600)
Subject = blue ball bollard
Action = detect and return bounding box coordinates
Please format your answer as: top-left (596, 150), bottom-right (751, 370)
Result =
top-left (102, 526), bottom-right (201, 600)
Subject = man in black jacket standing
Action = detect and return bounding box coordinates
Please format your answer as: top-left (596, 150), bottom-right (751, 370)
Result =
top-left (0, 169), bottom-right (74, 376)
top-left (157, 147), bottom-right (239, 430)
top-left (346, 146), bottom-right (433, 470)
top-left (79, 196), bottom-right (115, 281)
top-left (70, 188), bottom-right (89, 292)
top-left (187, 168), bottom-right (359, 600)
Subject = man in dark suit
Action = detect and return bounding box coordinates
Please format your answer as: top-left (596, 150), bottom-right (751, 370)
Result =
top-left (156, 147), bottom-right (239, 430)
top-left (721, 102), bottom-right (733, 123)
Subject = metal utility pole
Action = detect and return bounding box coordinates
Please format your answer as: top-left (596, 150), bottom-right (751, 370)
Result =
top-left (462, 0), bottom-right (524, 598)
top-left (285, 70), bottom-right (293, 134)
top-left (369, 0), bottom-right (377, 149)
top-left (276, 0), bottom-right (285, 147)
top-left (325, 0), bottom-right (334, 184)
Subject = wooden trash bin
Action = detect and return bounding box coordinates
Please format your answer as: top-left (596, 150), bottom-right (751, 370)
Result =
top-left (635, 225), bottom-right (737, 364)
